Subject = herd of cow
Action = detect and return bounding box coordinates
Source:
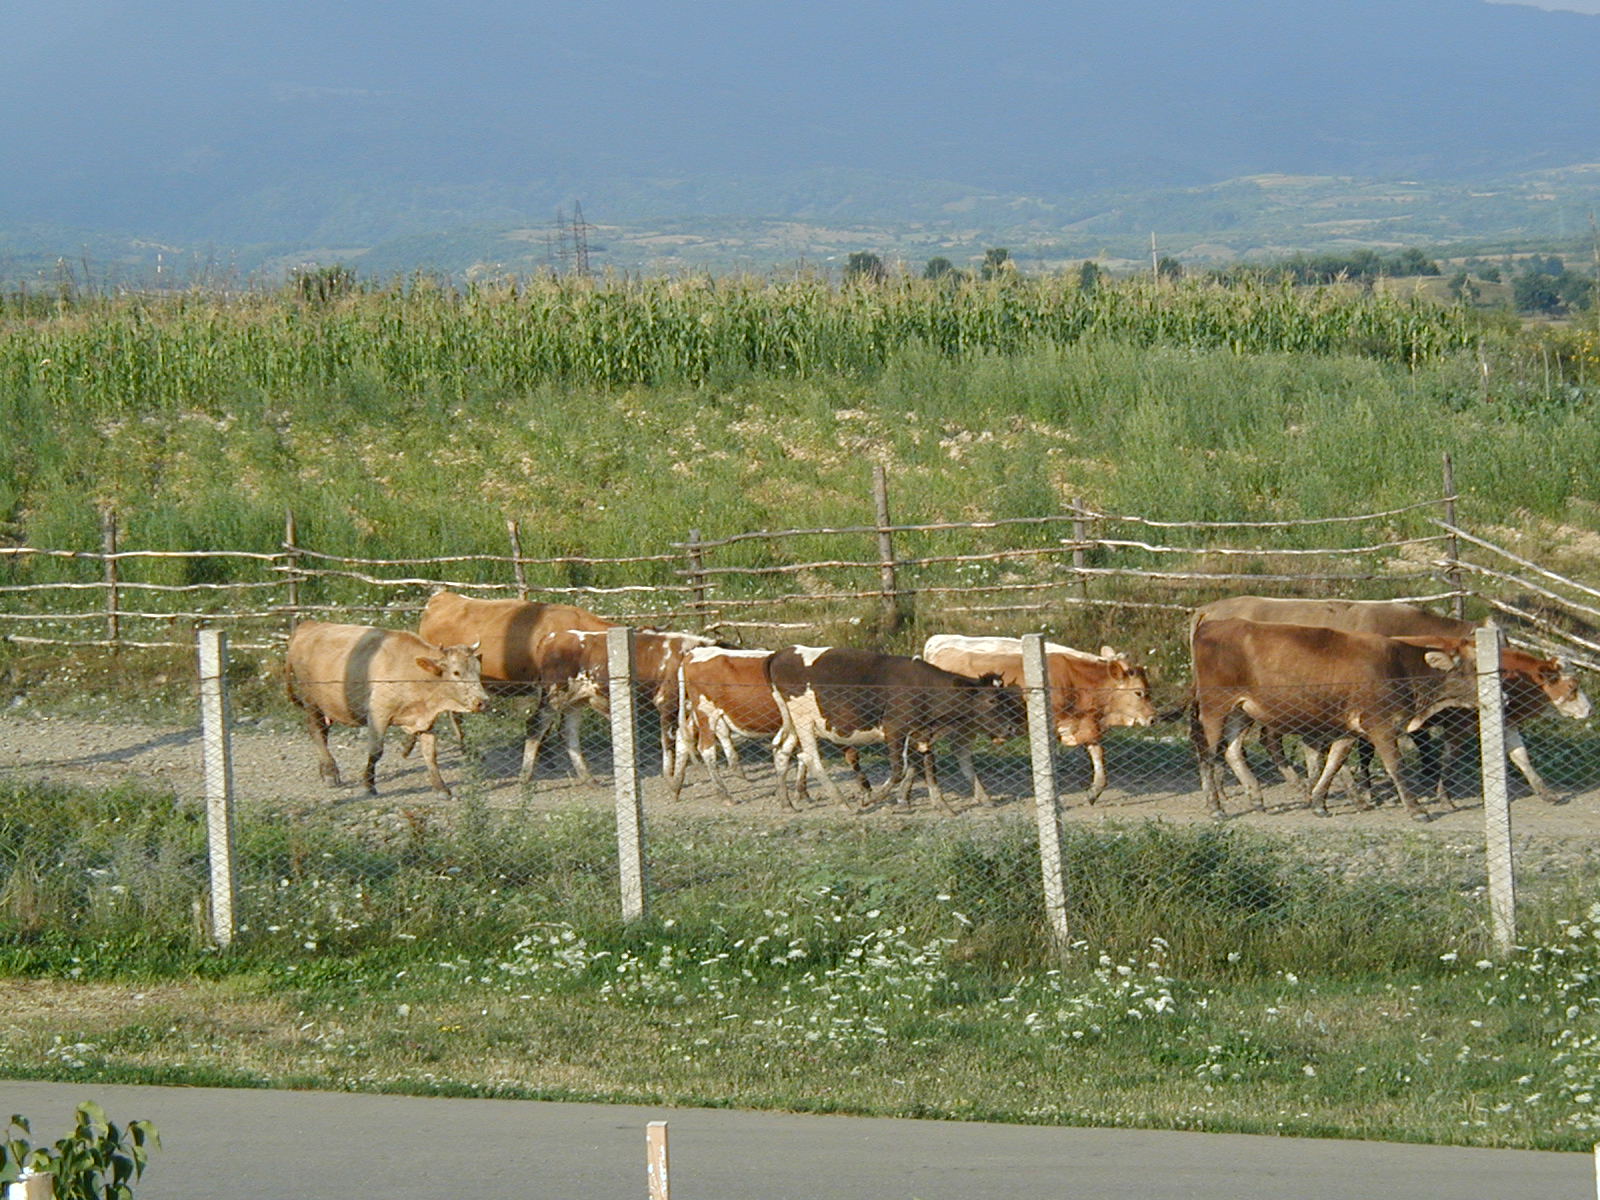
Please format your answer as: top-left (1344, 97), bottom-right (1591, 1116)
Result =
top-left (282, 590), bottom-right (1592, 822)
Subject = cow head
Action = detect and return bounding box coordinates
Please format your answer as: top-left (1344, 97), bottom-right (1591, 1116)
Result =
top-left (1394, 638), bottom-right (1477, 731)
top-left (969, 673), bottom-right (1027, 743)
top-left (1502, 650), bottom-right (1592, 720)
top-left (1100, 657), bottom-right (1156, 728)
top-left (418, 643), bottom-right (491, 713)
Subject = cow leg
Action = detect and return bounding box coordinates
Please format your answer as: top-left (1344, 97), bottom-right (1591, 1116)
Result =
top-left (362, 721), bottom-right (386, 796)
top-left (304, 709), bottom-right (341, 787)
top-left (1192, 709), bottom-right (1229, 819)
top-left (1306, 736), bottom-right (1356, 816)
top-left (1083, 742), bottom-right (1108, 804)
top-left (877, 736), bottom-right (917, 808)
top-left (954, 739), bottom-right (991, 806)
top-left (1370, 728), bottom-right (1428, 821)
top-left (1505, 727), bottom-right (1557, 803)
top-left (771, 729), bottom-right (813, 811)
top-left (1221, 712), bottom-right (1265, 811)
top-left (811, 731), bottom-right (861, 812)
top-left (840, 747), bottom-right (870, 795)
top-left (417, 728), bottom-right (453, 798)
top-left (1261, 726), bottom-right (1302, 789)
top-left (716, 718), bottom-right (749, 779)
top-left (1433, 729), bottom-right (1463, 810)
top-left (520, 701), bottom-right (560, 783)
top-left (922, 744), bottom-right (961, 816)
top-left (563, 707), bottom-right (593, 783)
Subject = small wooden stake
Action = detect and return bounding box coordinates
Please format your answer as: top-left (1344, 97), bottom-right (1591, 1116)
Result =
top-left (646, 1121), bottom-right (670, 1200)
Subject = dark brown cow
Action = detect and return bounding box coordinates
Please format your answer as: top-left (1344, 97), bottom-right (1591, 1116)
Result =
top-left (417, 590), bottom-right (611, 781)
top-left (1190, 618), bottom-right (1477, 821)
top-left (1193, 596), bottom-right (1591, 802)
top-left (921, 634), bottom-right (1155, 803)
top-left (766, 646), bottom-right (1026, 813)
top-left (285, 620), bottom-right (488, 797)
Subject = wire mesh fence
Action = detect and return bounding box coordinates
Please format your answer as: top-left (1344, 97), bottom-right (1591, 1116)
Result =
top-left (5, 624), bottom-right (1600, 967)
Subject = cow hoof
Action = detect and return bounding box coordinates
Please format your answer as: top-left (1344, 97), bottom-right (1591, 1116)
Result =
top-left (1209, 809), bottom-right (1227, 822)
top-left (1314, 808), bottom-right (1332, 819)
top-left (1410, 810), bottom-right (1433, 824)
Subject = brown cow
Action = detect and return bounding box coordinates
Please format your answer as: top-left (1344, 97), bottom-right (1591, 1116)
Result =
top-left (1190, 618), bottom-right (1477, 821)
top-left (921, 634), bottom-right (1155, 803)
top-left (668, 646), bottom-right (866, 805)
top-left (530, 626), bottom-right (718, 782)
top-left (285, 620), bottom-right (488, 797)
top-left (1193, 596), bottom-right (1591, 802)
top-left (417, 590), bottom-right (611, 781)
top-left (767, 646), bottom-right (1026, 813)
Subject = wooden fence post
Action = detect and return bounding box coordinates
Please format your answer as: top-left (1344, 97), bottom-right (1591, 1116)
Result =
top-left (607, 626), bottom-right (648, 922)
top-left (685, 529), bottom-right (709, 632)
top-left (872, 463), bottom-right (902, 635)
top-left (282, 508), bottom-right (302, 630)
top-left (506, 517), bottom-right (530, 601)
top-left (100, 507), bottom-right (119, 645)
top-left (1071, 497), bottom-right (1089, 603)
top-left (1476, 622), bottom-right (1515, 955)
top-left (1442, 453), bottom-right (1465, 621)
top-left (198, 628), bottom-right (238, 948)
top-left (1022, 634), bottom-right (1070, 949)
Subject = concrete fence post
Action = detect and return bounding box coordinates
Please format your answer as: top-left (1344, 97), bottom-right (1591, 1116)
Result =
top-left (198, 628), bottom-right (238, 948)
top-left (1022, 634), bottom-right (1070, 948)
top-left (608, 626), bottom-right (648, 922)
top-left (646, 1121), bottom-right (670, 1200)
top-left (1476, 622), bottom-right (1515, 955)
top-left (3, 1172), bottom-right (54, 1200)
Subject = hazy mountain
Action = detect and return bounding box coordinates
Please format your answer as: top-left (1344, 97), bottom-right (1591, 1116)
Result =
top-left (4, 0), bottom-right (1599, 266)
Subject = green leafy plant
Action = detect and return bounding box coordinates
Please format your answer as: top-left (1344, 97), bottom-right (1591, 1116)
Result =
top-left (1, 1104), bottom-right (159, 1200)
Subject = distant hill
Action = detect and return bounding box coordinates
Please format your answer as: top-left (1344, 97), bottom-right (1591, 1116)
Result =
top-left (3, 0), bottom-right (1599, 278)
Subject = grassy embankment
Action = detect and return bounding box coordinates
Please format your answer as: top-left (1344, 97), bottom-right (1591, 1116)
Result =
top-left (2, 275), bottom-right (1597, 672)
top-left (1, 777), bottom-right (1598, 1149)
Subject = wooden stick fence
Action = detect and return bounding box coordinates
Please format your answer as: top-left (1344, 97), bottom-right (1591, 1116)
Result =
top-left (3, 463), bottom-right (1598, 663)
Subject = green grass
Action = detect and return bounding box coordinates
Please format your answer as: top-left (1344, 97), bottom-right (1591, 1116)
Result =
top-left (3, 777), bottom-right (1599, 1149)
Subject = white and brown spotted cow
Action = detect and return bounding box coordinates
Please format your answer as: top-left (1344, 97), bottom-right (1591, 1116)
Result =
top-left (922, 634), bottom-right (1155, 803)
top-left (766, 646), bottom-right (1025, 813)
top-left (529, 626), bottom-right (717, 782)
top-left (668, 646), bottom-right (867, 805)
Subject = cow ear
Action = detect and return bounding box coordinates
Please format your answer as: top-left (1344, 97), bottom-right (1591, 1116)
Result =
top-left (417, 656), bottom-right (444, 676)
top-left (1100, 646), bottom-right (1118, 659)
top-left (1423, 649), bottom-right (1458, 672)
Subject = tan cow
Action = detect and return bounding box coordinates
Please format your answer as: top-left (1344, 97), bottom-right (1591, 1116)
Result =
top-left (285, 620), bottom-right (488, 797)
top-left (1190, 618), bottom-right (1477, 821)
top-left (417, 590), bottom-right (611, 781)
top-left (1192, 595), bottom-right (1591, 802)
top-left (921, 634), bottom-right (1155, 803)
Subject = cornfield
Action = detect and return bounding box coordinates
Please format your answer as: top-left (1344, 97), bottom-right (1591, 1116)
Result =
top-left (0, 274), bottom-right (1478, 409)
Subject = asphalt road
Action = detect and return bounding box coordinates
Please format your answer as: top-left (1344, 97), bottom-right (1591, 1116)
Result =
top-left (2, 1081), bottom-right (1592, 1200)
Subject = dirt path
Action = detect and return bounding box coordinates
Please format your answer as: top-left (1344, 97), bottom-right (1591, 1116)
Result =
top-left (6, 710), bottom-right (1600, 849)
